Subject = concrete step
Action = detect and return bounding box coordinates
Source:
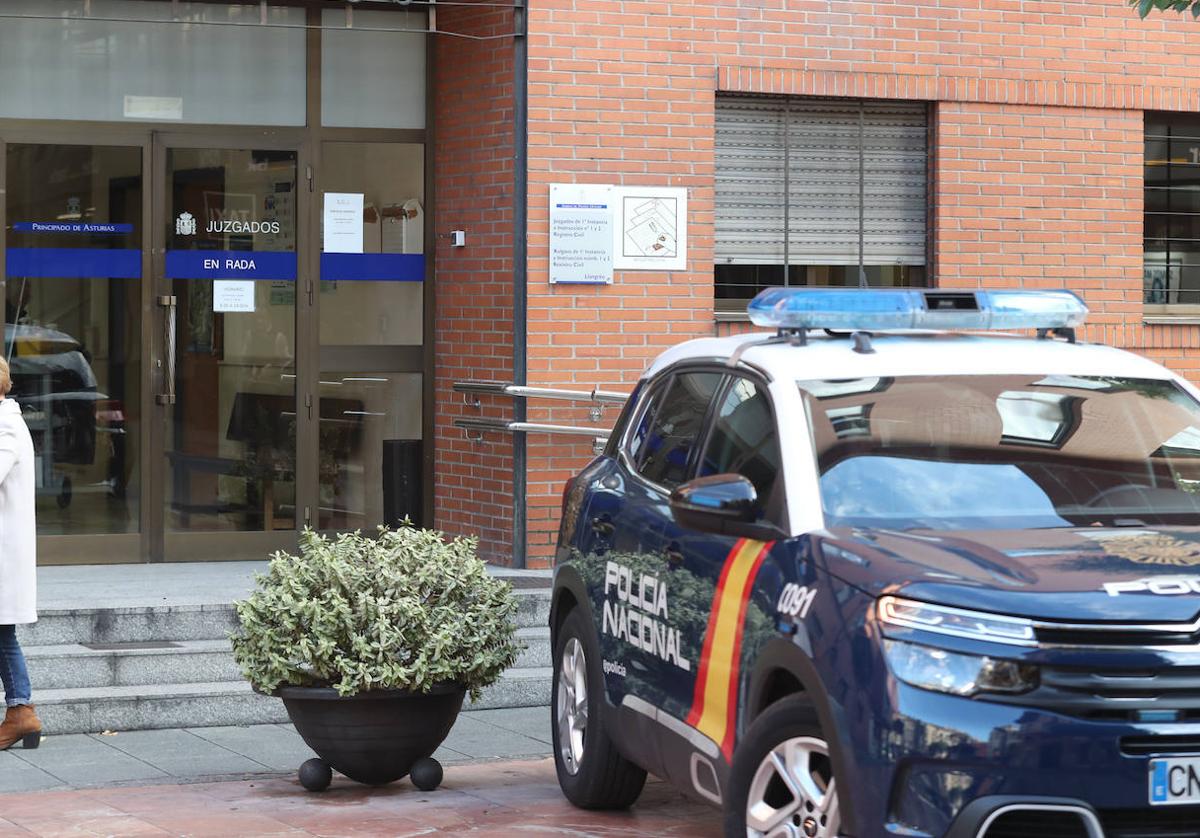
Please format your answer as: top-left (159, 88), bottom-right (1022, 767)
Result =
top-left (25, 640), bottom-right (243, 690)
top-left (516, 626), bottom-right (551, 670)
top-left (36, 667), bottom-right (554, 735)
top-left (21, 587), bottom-right (550, 647)
top-left (468, 667), bottom-right (552, 712)
top-left (25, 628), bottom-right (548, 691)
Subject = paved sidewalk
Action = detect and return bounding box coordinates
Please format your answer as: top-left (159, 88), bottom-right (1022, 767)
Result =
top-left (0, 707), bottom-right (552, 793)
top-left (0, 758), bottom-right (718, 837)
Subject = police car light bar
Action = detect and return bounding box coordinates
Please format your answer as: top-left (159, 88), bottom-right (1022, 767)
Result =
top-left (746, 288), bottom-right (1088, 333)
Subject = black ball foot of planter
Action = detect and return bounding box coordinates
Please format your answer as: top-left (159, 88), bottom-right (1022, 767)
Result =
top-left (299, 758), bottom-right (332, 792)
top-left (277, 685), bottom-right (466, 787)
top-left (410, 757), bottom-right (442, 791)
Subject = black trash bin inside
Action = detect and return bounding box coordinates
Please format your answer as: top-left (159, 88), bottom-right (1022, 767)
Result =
top-left (383, 439), bottom-right (423, 528)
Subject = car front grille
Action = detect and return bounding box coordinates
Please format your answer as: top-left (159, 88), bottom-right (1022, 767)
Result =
top-left (1000, 665), bottom-right (1200, 722)
top-left (1100, 807), bottom-right (1200, 837)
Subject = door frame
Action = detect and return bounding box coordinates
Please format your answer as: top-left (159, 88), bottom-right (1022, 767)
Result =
top-left (150, 129), bottom-right (311, 563)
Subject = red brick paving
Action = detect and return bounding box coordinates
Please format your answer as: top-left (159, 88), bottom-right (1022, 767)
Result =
top-left (0, 758), bottom-right (722, 837)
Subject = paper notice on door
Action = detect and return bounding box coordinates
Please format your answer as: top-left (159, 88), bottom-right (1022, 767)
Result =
top-left (213, 280), bottom-right (256, 313)
top-left (324, 192), bottom-right (364, 254)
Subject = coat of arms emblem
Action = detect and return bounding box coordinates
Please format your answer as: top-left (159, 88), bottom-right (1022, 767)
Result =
top-left (175, 212), bottom-right (196, 236)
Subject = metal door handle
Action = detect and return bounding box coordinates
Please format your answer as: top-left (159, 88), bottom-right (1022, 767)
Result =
top-left (156, 295), bottom-right (177, 405)
top-left (591, 517), bottom-right (614, 537)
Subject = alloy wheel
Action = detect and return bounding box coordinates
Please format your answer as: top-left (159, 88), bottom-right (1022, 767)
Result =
top-left (556, 637), bottom-right (588, 775)
top-left (745, 736), bottom-right (840, 838)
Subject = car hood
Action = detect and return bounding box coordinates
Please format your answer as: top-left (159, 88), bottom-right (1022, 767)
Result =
top-left (818, 526), bottom-right (1200, 622)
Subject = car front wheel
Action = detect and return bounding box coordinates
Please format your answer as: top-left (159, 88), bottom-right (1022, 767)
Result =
top-left (552, 607), bottom-right (647, 810)
top-left (725, 695), bottom-right (842, 838)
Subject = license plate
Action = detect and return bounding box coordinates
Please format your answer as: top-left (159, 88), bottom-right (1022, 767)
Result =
top-left (1150, 757), bottom-right (1200, 805)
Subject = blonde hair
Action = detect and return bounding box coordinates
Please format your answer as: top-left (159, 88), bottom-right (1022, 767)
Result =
top-left (0, 356), bottom-right (10, 397)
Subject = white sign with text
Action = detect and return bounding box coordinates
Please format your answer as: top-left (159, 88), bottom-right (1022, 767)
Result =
top-left (213, 280), bottom-right (256, 313)
top-left (550, 184), bottom-right (614, 285)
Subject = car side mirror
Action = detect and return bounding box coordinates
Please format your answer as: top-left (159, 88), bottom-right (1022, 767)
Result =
top-left (670, 474), bottom-right (776, 539)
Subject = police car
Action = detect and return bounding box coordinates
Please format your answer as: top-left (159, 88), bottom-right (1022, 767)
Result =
top-left (550, 287), bottom-right (1200, 838)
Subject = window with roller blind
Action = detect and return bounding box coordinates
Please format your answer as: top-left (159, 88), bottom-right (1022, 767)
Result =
top-left (714, 95), bottom-right (931, 315)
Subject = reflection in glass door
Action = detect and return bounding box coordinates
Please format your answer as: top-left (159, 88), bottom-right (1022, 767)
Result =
top-left (3, 143), bottom-right (142, 546)
top-left (163, 147), bottom-right (297, 547)
top-left (318, 142), bottom-right (425, 531)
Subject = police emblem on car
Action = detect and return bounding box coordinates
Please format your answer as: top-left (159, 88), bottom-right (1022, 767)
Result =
top-left (551, 287), bottom-right (1200, 836)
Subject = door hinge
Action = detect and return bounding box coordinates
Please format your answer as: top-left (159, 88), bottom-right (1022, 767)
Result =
top-left (305, 393), bottom-right (313, 420)
top-left (306, 164), bottom-right (313, 192)
top-left (303, 506), bottom-right (312, 525)
top-left (306, 279), bottom-right (314, 306)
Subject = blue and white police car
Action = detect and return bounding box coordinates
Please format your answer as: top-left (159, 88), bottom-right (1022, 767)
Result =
top-left (551, 287), bottom-right (1200, 837)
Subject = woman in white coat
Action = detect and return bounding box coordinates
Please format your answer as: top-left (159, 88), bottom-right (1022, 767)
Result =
top-left (0, 357), bottom-right (41, 749)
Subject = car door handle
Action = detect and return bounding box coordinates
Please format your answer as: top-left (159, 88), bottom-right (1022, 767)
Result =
top-left (591, 517), bottom-right (614, 538)
top-left (664, 546), bottom-right (685, 566)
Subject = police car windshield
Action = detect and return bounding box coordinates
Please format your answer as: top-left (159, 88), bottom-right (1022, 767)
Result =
top-left (800, 375), bottom-right (1200, 531)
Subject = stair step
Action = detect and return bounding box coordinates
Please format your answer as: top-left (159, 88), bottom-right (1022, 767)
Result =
top-left (25, 628), bottom-right (548, 691)
top-left (37, 667), bottom-right (553, 735)
top-left (25, 640), bottom-right (242, 690)
top-left (22, 588), bottom-right (550, 647)
top-left (468, 667), bottom-right (552, 712)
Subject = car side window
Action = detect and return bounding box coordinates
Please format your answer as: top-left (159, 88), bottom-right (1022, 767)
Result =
top-left (698, 377), bottom-right (782, 510)
top-left (626, 381), bottom-right (666, 466)
top-left (634, 371), bottom-right (723, 489)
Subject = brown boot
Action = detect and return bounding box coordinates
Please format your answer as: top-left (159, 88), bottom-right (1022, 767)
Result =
top-left (0, 704), bottom-right (41, 750)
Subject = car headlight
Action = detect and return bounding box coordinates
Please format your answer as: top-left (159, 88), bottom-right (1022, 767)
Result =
top-left (877, 595), bottom-right (1036, 646)
top-left (883, 639), bottom-right (1039, 697)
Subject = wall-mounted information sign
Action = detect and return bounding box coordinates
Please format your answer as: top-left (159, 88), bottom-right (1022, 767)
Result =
top-left (549, 183), bottom-right (613, 285)
top-left (614, 186), bottom-right (687, 272)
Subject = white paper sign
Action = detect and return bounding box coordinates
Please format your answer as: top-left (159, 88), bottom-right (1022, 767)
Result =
top-left (550, 184), bottom-right (614, 285)
top-left (123, 95), bottom-right (183, 121)
top-left (614, 187), bottom-right (688, 271)
top-left (323, 192), bottom-right (364, 254)
top-left (213, 280), bottom-right (256, 313)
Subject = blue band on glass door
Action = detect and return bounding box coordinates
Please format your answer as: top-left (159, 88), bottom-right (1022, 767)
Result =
top-left (165, 250), bottom-right (297, 281)
top-left (5, 248), bottom-right (142, 279)
top-left (320, 253), bottom-right (424, 282)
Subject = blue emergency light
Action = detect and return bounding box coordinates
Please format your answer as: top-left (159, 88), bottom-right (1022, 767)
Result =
top-left (746, 287), bottom-right (1088, 333)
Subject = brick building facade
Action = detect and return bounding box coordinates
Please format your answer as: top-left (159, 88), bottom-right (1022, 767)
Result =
top-left (12, 2), bottom-right (1191, 567)
top-left (433, 0), bottom-right (1200, 567)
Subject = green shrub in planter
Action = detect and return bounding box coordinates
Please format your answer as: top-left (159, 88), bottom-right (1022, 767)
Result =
top-left (231, 527), bottom-right (522, 700)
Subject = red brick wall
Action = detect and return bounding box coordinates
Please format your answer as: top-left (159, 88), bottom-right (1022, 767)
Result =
top-left (432, 3), bottom-right (516, 562)
top-left (519, 0), bottom-right (1200, 564)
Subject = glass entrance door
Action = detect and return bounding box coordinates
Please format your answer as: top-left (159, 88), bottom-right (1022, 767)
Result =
top-left (3, 141), bottom-right (144, 562)
top-left (156, 142), bottom-right (301, 561)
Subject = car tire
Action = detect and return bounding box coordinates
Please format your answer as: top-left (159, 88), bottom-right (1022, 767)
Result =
top-left (552, 606), bottom-right (647, 810)
top-left (724, 695), bottom-right (843, 838)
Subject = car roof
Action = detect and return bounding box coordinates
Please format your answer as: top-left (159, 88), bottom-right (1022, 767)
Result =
top-left (644, 331), bottom-right (1178, 383)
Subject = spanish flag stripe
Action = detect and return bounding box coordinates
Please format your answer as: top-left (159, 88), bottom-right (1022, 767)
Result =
top-left (686, 539), bottom-right (772, 757)
top-left (685, 538), bottom-right (747, 728)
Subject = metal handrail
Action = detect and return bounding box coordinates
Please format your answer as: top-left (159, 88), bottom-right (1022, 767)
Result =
top-left (453, 381), bottom-right (628, 405)
top-left (455, 417), bottom-right (613, 440)
top-left (452, 380), bottom-right (629, 449)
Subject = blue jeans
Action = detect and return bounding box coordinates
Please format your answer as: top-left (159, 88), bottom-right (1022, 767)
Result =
top-left (0, 626), bottom-right (31, 707)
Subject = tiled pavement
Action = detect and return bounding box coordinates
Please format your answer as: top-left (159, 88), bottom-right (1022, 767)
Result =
top-left (0, 707), bottom-right (555, 793)
top-left (0, 759), bottom-right (719, 837)
top-left (0, 707), bottom-right (717, 835)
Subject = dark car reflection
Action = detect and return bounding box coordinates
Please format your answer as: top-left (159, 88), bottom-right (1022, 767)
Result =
top-left (3, 323), bottom-right (125, 508)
